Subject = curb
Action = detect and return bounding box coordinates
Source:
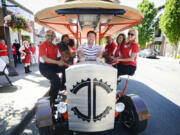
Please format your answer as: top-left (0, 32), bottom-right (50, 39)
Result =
top-left (9, 91), bottom-right (49, 135)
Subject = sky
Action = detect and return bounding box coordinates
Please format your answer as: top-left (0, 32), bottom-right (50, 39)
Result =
top-left (15, 0), bottom-right (166, 14)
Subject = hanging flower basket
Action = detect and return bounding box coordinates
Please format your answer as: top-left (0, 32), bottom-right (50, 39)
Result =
top-left (4, 14), bottom-right (32, 33)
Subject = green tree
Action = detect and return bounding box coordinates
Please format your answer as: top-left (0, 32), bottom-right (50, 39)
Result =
top-left (137, 0), bottom-right (157, 48)
top-left (160, 0), bottom-right (180, 57)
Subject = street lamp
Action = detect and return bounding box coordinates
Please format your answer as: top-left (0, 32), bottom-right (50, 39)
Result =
top-left (1, 0), bottom-right (18, 76)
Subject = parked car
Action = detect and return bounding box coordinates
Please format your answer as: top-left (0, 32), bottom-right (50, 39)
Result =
top-left (139, 49), bottom-right (158, 59)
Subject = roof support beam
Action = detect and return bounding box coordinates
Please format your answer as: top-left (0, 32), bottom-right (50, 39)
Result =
top-left (101, 24), bottom-right (113, 38)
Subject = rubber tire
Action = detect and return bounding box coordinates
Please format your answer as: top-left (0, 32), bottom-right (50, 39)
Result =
top-left (38, 126), bottom-right (54, 135)
top-left (119, 96), bottom-right (147, 133)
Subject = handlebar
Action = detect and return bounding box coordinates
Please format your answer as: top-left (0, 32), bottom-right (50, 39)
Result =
top-left (62, 59), bottom-right (120, 67)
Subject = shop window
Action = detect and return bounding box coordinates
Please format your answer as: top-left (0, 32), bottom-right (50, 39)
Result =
top-left (22, 35), bottom-right (30, 42)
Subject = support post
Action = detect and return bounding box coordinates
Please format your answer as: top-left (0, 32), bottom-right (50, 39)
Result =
top-left (76, 24), bottom-right (79, 47)
top-left (1, 0), bottom-right (18, 76)
top-left (99, 23), bottom-right (102, 45)
top-left (80, 32), bottom-right (81, 45)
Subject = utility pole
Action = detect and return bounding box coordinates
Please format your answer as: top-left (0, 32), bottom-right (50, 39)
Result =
top-left (1, 0), bottom-right (18, 76)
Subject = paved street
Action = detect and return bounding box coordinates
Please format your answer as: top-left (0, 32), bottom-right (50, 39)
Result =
top-left (20, 57), bottom-right (180, 135)
top-left (0, 64), bottom-right (49, 135)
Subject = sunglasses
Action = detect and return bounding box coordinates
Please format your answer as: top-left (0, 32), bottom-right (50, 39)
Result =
top-left (128, 33), bottom-right (135, 36)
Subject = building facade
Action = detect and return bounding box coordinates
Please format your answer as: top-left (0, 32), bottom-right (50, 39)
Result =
top-left (154, 5), bottom-right (180, 57)
top-left (0, 0), bottom-right (35, 45)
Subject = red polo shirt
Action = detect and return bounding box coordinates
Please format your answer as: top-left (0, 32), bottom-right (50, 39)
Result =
top-left (105, 41), bottom-right (117, 55)
top-left (119, 41), bottom-right (139, 66)
top-left (104, 41), bottom-right (117, 64)
top-left (39, 41), bottom-right (61, 64)
top-left (0, 43), bottom-right (8, 56)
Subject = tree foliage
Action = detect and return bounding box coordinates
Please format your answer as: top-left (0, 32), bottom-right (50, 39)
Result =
top-left (160, 0), bottom-right (180, 46)
top-left (137, 0), bottom-right (157, 48)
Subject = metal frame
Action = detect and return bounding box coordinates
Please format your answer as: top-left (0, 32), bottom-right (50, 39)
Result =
top-left (98, 22), bottom-right (138, 45)
top-left (39, 21), bottom-right (80, 47)
top-left (39, 21), bottom-right (138, 46)
top-left (55, 8), bottom-right (125, 15)
top-left (0, 65), bottom-right (13, 86)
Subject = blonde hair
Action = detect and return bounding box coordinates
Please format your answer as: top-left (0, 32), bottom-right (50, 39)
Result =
top-left (22, 40), bottom-right (29, 47)
top-left (128, 28), bottom-right (138, 43)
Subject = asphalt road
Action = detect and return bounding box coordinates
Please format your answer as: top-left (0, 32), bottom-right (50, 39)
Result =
top-left (21, 57), bottom-right (180, 135)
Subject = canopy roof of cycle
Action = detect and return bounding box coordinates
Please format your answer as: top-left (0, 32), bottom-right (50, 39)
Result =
top-left (35, 0), bottom-right (143, 40)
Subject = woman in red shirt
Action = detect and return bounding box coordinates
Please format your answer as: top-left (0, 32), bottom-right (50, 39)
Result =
top-left (12, 43), bottom-right (17, 67)
top-left (114, 29), bottom-right (139, 77)
top-left (0, 39), bottom-right (9, 64)
top-left (19, 41), bottom-right (31, 73)
top-left (114, 33), bottom-right (126, 58)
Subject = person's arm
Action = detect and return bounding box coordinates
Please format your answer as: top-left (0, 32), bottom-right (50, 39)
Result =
top-left (19, 46), bottom-right (26, 55)
top-left (77, 50), bottom-right (97, 61)
top-left (79, 51), bottom-right (102, 61)
top-left (77, 45), bottom-right (86, 62)
top-left (96, 49), bottom-right (103, 62)
top-left (0, 50), bottom-right (7, 52)
top-left (77, 45), bottom-right (103, 62)
top-left (97, 49), bottom-right (103, 58)
top-left (41, 56), bottom-right (63, 66)
top-left (77, 49), bottom-right (85, 62)
top-left (103, 52), bottom-right (111, 58)
top-left (39, 43), bottom-right (63, 66)
top-left (85, 57), bottom-right (96, 61)
top-left (116, 53), bottom-right (136, 62)
top-left (116, 43), bottom-right (138, 62)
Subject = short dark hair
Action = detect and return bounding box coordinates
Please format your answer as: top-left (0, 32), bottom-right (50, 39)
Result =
top-left (116, 33), bottom-right (126, 45)
top-left (46, 30), bottom-right (56, 37)
top-left (87, 31), bottom-right (96, 37)
top-left (106, 36), bottom-right (112, 39)
top-left (61, 34), bottom-right (69, 42)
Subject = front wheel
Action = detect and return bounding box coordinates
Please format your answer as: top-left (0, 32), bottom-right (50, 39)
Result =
top-left (119, 96), bottom-right (148, 133)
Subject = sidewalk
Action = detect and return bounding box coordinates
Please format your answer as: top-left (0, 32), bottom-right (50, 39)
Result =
top-left (0, 64), bottom-right (49, 135)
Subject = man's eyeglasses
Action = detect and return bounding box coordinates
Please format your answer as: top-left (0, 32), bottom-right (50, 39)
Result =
top-left (128, 33), bottom-right (135, 36)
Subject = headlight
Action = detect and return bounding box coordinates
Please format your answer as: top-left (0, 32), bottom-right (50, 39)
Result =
top-left (57, 102), bottom-right (67, 114)
top-left (115, 102), bottom-right (125, 112)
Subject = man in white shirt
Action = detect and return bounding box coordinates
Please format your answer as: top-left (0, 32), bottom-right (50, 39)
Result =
top-left (77, 31), bottom-right (102, 62)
